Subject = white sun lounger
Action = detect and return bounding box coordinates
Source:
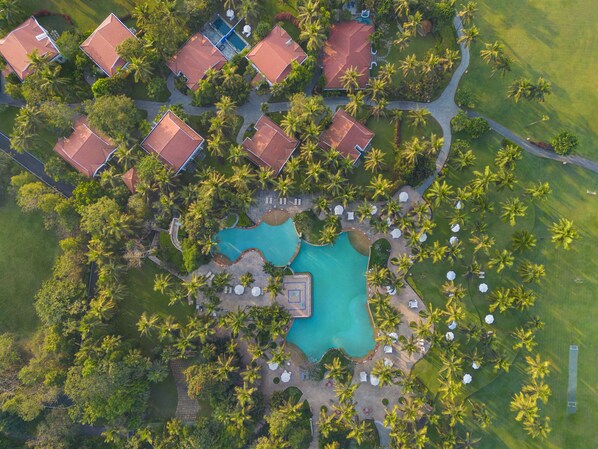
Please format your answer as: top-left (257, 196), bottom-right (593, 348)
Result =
top-left (347, 211), bottom-right (355, 221)
top-left (409, 300), bottom-right (419, 309)
top-left (359, 371), bottom-right (368, 382)
top-left (384, 345), bottom-right (393, 354)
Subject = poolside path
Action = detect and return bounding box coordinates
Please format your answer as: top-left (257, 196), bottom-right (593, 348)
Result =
top-left (170, 359), bottom-right (200, 423)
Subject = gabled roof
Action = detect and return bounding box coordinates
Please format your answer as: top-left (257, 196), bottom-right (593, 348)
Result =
top-left (122, 167), bottom-right (138, 194)
top-left (246, 25), bottom-right (307, 85)
top-left (53, 117), bottom-right (117, 177)
top-left (319, 108), bottom-right (374, 162)
top-left (0, 17), bottom-right (60, 80)
top-left (167, 33), bottom-right (226, 91)
top-left (323, 21), bottom-right (373, 90)
top-left (80, 13), bottom-right (136, 77)
top-left (243, 115), bottom-right (299, 174)
top-left (141, 110), bottom-right (204, 173)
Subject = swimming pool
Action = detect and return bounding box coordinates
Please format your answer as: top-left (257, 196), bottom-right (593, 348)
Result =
top-left (215, 220), bottom-right (375, 361)
top-left (216, 219), bottom-right (299, 266)
top-left (211, 17), bottom-right (248, 52)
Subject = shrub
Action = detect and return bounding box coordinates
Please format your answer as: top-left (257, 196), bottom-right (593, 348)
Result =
top-left (551, 130), bottom-right (578, 155)
top-left (455, 87), bottom-right (476, 109)
top-left (146, 77), bottom-right (168, 100)
top-left (451, 110), bottom-right (489, 139)
top-left (382, 398), bottom-right (389, 406)
top-left (273, 377), bottom-right (281, 384)
top-left (255, 21), bottom-right (272, 40)
top-left (274, 12), bottom-right (299, 27)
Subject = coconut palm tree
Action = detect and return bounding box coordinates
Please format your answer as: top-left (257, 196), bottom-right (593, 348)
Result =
top-left (492, 53), bottom-right (513, 77)
top-left (458, 26), bottom-right (480, 47)
top-left (517, 261), bottom-right (546, 283)
top-left (550, 218), bottom-right (579, 250)
top-left (452, 147), bottom-right (476, 170)
top-left (511, 230), bottom-right (537, 252)
top-left (426, 179), bottom-right (454, 208)
top-left (500, 197), bottom-right (527, 226)
top-left (222, 307), bottom-right (248, 337)
top-left (512, 326), bottom-right (537, 352)
top-left (399, 54), bottom-right (418, 77)
top-left (469, 233), bottom-right (495, 255)
top-left (297, 0), bottom-right (319, 27)
top-left (508, 78), bottom-right (534, 102)
top-left (488, 249), bottom-right (514, 273)
top-left (274, 175), bottom-right (294, 197)
top-left (361, 148), bottom-right (384, 173)
top-left (345, 91), bottom-right (365, 117)
top-left (495, 144), bottom-right (522, 169)
top-left (525, 354), bottom-right (551, 380)
top-left (334, 381), bottom-right (358, 404)
top-left (340, 67), bottom-right (361, 92)
top-left (369, 174), bottom-right (395, 200)
top-left (347, 420), bottom-right (371, 445)
top-left (525, 181), bottom-right (551, 201)
top-left (408, 108), bottom-right (431, 128)
top-left (154, 273), bottom-right (172, 294)
top-left (324, 357), bottom-right (348, 383)
top-left (480, 41), bottom-right (504, 66)
top-left (128, 56), bottom-right (154, 83)
top-left (300, 20), bottom-right (327, 53)
top-left (137, 312), bottom-right (159, 336)
top-left (533, 77), bottom-right (552, 102)
top-left (488, 287), bottom-right (513, 313)
top-left (458, 1), bottom-right (477, 24)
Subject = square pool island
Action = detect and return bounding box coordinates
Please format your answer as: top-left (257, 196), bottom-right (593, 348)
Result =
top-left (276, 274), bottom-right (312, 318)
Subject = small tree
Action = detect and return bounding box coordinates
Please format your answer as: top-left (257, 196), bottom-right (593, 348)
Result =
top-left (550, 130), bottom-right (578, 155)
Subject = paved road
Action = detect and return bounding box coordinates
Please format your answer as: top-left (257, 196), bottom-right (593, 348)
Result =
top-left (0, 132), bottom-right (74, 197)
top-left (468, 112), bottom-right (598, 174)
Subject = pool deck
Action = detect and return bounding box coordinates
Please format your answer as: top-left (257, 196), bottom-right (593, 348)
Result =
top-left (185, 185), bottom-right (431, 443)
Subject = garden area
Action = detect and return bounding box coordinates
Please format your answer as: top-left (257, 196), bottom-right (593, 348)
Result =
top-left (0, 196), bottom-right (58, 339)
top-left (411, 130), bottom-right (598, 448)
top-left (459, 0), bottom-right (598, 159)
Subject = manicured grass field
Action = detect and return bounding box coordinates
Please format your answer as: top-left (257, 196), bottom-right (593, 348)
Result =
top-left (0, 106), bottom-right (19, 135)
top-left (459, 0), bottom-right (598, 159)
top-left (21, 0), bottom-right (140, 31)
top-left (412, 131), bottom-right (598, 448)
top-left (0, 197), bottom-right (58, 338)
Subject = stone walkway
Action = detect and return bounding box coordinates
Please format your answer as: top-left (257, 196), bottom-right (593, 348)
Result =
top-left (170, 359), bottom-right (200, 423)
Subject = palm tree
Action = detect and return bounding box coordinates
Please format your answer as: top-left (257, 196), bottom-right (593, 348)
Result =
top-left (550, 218), bottom-right (579, 250)
top-left (458, 1), bottom-right (477, 24)
top-left (0, 0), bottom-right (24, 27)
top-left (456, 431), bottom-right (481, 448)
top-left (324, 357), bottom-right (348, 383)
top-left (297, 0), bottom-right (319, 27)
top-left (137, 312), bottom-right (159, 336)
top-left (517, 261), bottom-right (546, 283)
top-left (458, 26), bottom-right (480, 47)
top-left (408, 108), bottom-right (430, 128)
top-left (533, 77), bottom-right (552, 102)
top-left (469, 233), bottom-right (495, 255)
top-left (480, 41), bottom-right (504, 65)
top-left (488, 287), bottom-right (513, 313)
top-left (345, 91), bottom-right (365, 117)
top-left (394, 0), bottom-right (410, 17)
top-left (334, 381), bottom-right (358, 404)
top-left (154, 273), bottom-right (172, 294)
top-left (510, 392), bottom-right (539, 423)
top-left (363, 148), bottom-right (386, 173)
top-left (426, 180), bottom-right (454, 208)
top-left (274, 175), bottom-right (294, 197)
top-left (525, 181), bottom-right (551, 200)
top-left (500, 197), bottom-right (527, 226)
top-left (372, 359), bottom-right (400, 387)
top-left (128, 56), bottom-right (154, 83)
top-left (340, 67), bottom-right (361, 92)
top-left (369, 174), bottom-right (395, 200)
top-left (300, 20), bottom-right (326, 53)
top-left (238, 0), bottom-right (260, 22)
top-left (508, 78), bottom-right (534, 102)
top-left (347, 420), bottom-right (371, 445)
top-left (512, 326), bottom-right (537, 352)
top-left (525, 354), bottom-right (551, 380)
top-left (522, 378), bottom-right (551, 404)
top-left (493, 53), bottom-right (513, 77)
top-left (222, 307), bottom-right (248, 337)
top-left (488, 249), bottom-right (514, 273)
top-left (265, 275), bottom-right (284, 298)
top-left (511, 230), bottom-right (537, 252)
top-left (398, 54), bottom-right (417, 78)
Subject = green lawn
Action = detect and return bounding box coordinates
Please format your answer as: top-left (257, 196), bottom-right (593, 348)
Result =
top-left (21, 0), bottom-right (140, 31)
top-left (460, 0), bottom-right (598, 159)
top-left (411, 131), bottom-right (598, 448)
top-left (0, 106), bottom-right (19, 135)
top-left (116, 262), bottom-right (193, 353)
top-left (0, 197), bottom-right (58, 338)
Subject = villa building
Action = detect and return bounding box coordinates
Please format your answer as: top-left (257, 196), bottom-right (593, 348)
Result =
top-left (246, 25), bottom-right (307, 85)
top-left (242, 115), bottom-right (299, 174)
top-left (80, 13), bottom-right (137, 77)
top-left (122, 167), bottom-right (139, 194)
top-left (322, 21), bottom-right (374, 90)
top-left (319, 108), bottom-right (374, 163)
top-left (167, 33), bottom-right (227, 91)
top-left (0, 17), bottom-right (62, 80)
top-left (53, 117), bottom-right (117, 177)
top-left (140, 110), bottom-right (205, 174)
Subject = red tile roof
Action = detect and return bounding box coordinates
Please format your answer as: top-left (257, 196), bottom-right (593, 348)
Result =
top-left (243, 115), bottom-right (299, 174)
top-left (246, 25), bottom-right (307, 85)
top-left (0, 17), bottom-right (60, 80)
top-left (323, 21), bottom-right (373, 90)
top-left (53, 117), bottom-right (117, 177)
top-left (319, 109), bottom-right (374, 162)
top-left (141, 111), bottom-right (204, 173)
top-left (122, 167), bottom-right (138, 194)
top-left (80, 13), bottom-right (136, 77)
top-left (167, 33), bottom-right (226, 91)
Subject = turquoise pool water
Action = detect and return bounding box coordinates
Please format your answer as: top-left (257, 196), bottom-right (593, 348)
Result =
top-left (215, 220), bottom-right (375, 361)
top-left (216, 219), bottom-right (300, 266)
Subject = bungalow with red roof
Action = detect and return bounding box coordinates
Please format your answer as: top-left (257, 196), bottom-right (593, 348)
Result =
top-left (0, 17), bottom-right (62, 80)
top-left (167, 33), bottom-right (226, 91)
top-left (80, 13), bottom-right (136, 77)
top-left (246, 25), bottom-right (307, 85)
top-left (322, 21), bottom-right (374, 90)
top-left (53, 117), bottom-right (117, 177)
top-left (122, 167), bottom-right (139, 194)
top-left (242, 115), bottom-right (299, 174)
top-left (319, 108), bottom-right (374, 163)
top-left (140, 110), bottom-right (204, 174)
